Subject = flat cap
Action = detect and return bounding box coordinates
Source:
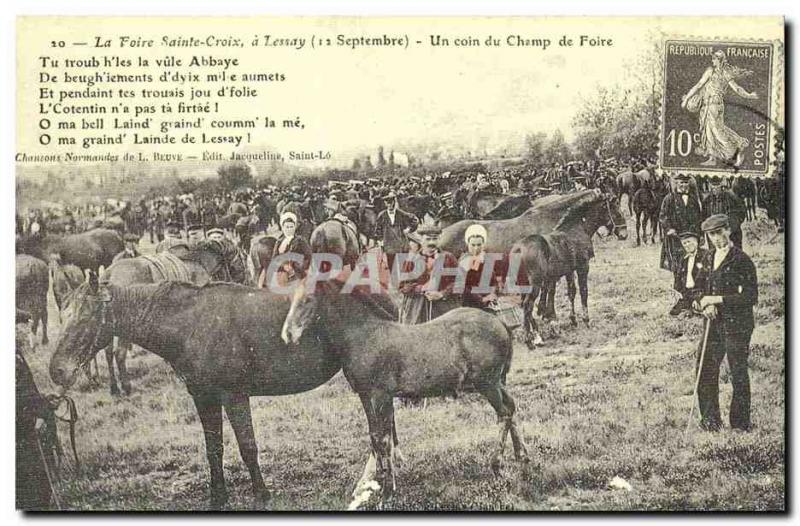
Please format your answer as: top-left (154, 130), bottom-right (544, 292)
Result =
top-left (673, 173), bottom-right (691, 181)
top-left (123, 233), bottom-right (140, 242)
top-left (701, 213), bottom-right (730, 232)
top-left (206, 228), bottom-right (225, 238)
top-left (678, 230), bottom-right (699, 240)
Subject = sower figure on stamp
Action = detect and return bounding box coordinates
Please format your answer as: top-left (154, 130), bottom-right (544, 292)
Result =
top-left (660, 173), bottom-right (704, 314)
top-left (692, 214), bottom-right (758, 432)
top-left (669, 231), bottom-right (708, 316)
top-left (681, 49), bottom-right (758, 168)
top-left (702, 177), bottom-right (747, 249)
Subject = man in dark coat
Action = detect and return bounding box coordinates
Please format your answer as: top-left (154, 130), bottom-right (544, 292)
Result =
top-left (659, 173), bottom-right (704, 300)
top-left (670, 231), bottom-right (709, 315)
top-left (16, 309), bottom-right (54, 510)
top-left (692, 214), bottom-right (758, 431)
top-left (375, 192), bottom-right (419, 274)
top-left (702, 178), bottom-right (746, 249)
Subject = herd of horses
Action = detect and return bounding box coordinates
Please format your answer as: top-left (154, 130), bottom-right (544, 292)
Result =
top-left (15, 187), bottom-right (638, 509)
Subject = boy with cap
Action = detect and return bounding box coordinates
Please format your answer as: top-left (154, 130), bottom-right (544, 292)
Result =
top-left (659, 173), bottom-right (704, 310)
top-left (669, 230), bottom-right (708, 315)
top-left (692, 213), bottom-right (758, 431)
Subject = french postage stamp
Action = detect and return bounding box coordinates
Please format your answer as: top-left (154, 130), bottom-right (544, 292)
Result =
top-left (659, 38), bottom-right (782, 178)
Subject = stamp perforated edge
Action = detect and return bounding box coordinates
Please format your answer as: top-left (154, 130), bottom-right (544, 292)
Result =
top-left (655, 36), bottom-right (784, 179)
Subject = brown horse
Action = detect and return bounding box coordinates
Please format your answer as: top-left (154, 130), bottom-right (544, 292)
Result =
top-left (281, 279), bottom-right (529, 502)
top-left (248, 234), bottom-right (279, 286)
top-left (49, 277), bottom-right (396, 509)
top-left (16, 254), bottom-right (49, 346)
top-left (438, 189), bottom-right (625, 258)
top-left (99, 239), bottom-right (246, 395)
top-left (510, 192), bottom-right (626, 344)
top-left (310, 219), bottom-right (362, 270)
top-left (17, 228), bottom-right (123, 272)
top-left (51, 263), bottom-right (84, 323)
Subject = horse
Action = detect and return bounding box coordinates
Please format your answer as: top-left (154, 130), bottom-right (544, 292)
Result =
top-left (615, 170), bottom-right (641, 215)
top-left (310, 219), bottom-right (362, 270)
top-left (16, 254), bottom-right (49, 346)
top-left (481, 194), bottom-right (534, 220)
top-left (281, 279), bottom-right (529, 502)
top-left (51, 263), bottom-right (84, 323)
top-left (248, 234), bottom-right (279, 286)
top-left (509, 192), bottom-right (627, 345)
top-left (438, 189), bottom-right (626, 258)
top-left (631, 188), bottom-right (659, 246)
top-left (17, 228), bottom-right (123, 272)
top-left (355, 204), bottom-right (379, 247)
top-left (98, 239), bottom-right (247, 396)
top-left (49, 276), bottom-right (398, 509)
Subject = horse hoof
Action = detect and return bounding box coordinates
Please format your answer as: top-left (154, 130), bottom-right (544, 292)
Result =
top-left (583, 318), bottom-right (590, 327)
top-left (122, 385), bottom-right (132, 396)
top-left (110, 387), bottom-right (120, 396)
top-left (569, 316), bottom-right (577, 327)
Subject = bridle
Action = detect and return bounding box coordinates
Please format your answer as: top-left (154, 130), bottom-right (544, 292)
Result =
top-left (604, 198), bottom-right (627, 237)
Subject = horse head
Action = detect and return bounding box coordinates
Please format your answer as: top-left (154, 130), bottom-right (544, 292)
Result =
top-left (50, 270), bottom-right (114, 388)
top-left (281, 278), bottom-right (323, 345)
top-left (195, 238), bottom-right (248, 284)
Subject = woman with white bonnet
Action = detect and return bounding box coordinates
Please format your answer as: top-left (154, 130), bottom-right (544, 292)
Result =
top-left (460, 223), bottom-right (519, 310)
top-left (258, 211), bottom-right (312, 289)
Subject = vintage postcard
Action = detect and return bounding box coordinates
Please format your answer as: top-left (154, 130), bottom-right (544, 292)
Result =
top-left (14, 16), bottom-right (785, 511)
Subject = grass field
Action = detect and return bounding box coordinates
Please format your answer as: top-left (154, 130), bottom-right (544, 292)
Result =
top-left (21, 214), bottom-right (785, 511)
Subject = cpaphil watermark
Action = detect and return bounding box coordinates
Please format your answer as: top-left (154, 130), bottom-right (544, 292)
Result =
top-left (261, 252), bottom-right (532, 296)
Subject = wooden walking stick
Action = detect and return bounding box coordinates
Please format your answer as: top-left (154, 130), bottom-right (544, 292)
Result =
top-left (686, 316), bottom-right (712, 434)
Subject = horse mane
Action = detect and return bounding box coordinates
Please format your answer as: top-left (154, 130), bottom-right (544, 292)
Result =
top-left (323, 280), bottom-right (397, 321)
top-left (553, 192), bottom-right (604, 232)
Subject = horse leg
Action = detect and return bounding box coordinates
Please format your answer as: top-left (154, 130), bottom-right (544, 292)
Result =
top-left (39, 303), bottom-right (48, 345)
top-left (522, 291), bottom-right (543, 349)
top-left (354, 408), bottom-right (402, 498)
top-left (565, 274), bottom-right (577, 327)
top-left (358, 391), bottom-right (395, 502)
top-left (105, 341), bottom-right (120, 396)
top-left (116, 339), bottom-right (132, 395)
top-left (635, 210), bottom-right (642, 246)
top-left (577, 264), bottom-right (590, 325)
top-left (545, 280), bottom-right (558, 321)
top-left (192, 393), bottom-right (228, 510)
top-left (224, 393), bottom-right (269, 506)
top-left (480, 385), bottom-right (513, 474)
top-left (499, 387), bottom-right (529, 462)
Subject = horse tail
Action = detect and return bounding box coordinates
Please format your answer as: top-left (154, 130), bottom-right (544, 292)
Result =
top-left (500, 323), bottom-right (514, 386)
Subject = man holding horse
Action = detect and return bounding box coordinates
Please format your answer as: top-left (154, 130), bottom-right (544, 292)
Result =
top-left (692, 214), bottom-right (758, 432)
